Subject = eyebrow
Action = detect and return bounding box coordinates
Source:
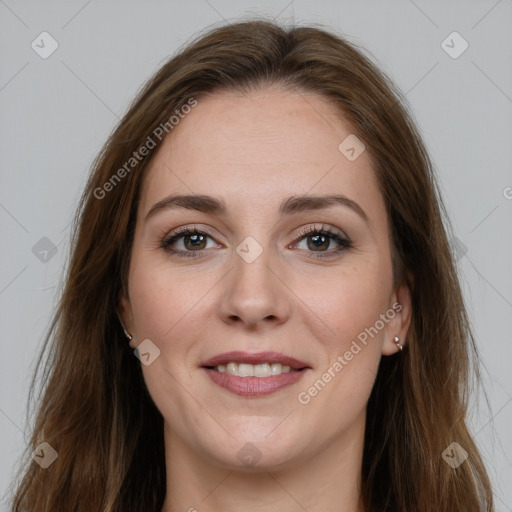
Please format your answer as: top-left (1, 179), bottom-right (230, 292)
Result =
top-left (145, 193), bottom-right (369, 223)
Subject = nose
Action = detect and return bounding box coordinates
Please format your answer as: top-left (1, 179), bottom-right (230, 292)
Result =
top-left (217, 243), bottom-right (292, 330)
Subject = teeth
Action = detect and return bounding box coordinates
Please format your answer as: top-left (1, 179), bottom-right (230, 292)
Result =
top-left (214, 362), bottom-right (295, 377)
top-left (238, 363), bottom-right (254, 377)
top-left (254, 363), bottom-right (271, 377)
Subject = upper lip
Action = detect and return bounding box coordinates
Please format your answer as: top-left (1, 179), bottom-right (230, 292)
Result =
top-left (201, 351), bottom-right (311, 370)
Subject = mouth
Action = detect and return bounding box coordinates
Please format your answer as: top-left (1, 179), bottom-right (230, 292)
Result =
top-left (205, 361), bottom-right (302, 377)
top-left (200, 351), bottom-right (311, 397)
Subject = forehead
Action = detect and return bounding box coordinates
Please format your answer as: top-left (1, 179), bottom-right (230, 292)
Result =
top-left (138, 88), bottom-right (386, 224)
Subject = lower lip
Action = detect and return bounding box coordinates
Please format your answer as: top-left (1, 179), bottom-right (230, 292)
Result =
top-left (202, 368), bottom-right (308, 396)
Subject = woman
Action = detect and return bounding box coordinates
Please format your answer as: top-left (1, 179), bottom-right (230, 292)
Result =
top-left (10, 18), bottom-right (494, 512)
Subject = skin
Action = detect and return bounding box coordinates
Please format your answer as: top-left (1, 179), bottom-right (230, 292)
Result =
top-left (119, 87), bottom-right (412, 512)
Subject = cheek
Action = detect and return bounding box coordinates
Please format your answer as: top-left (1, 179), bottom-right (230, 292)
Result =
top-left (128, 259), bottom-right (184, 341)
top-left (128, 256), bottom-right (220, 350)
top-left (295, 269), bottom-right (387, 427)
top-left (128, 260), bottom-right (209, 421)
top-left (297, 260), bottom-right (392, 352)
top-left (300, 262), bottom-right (391, 416)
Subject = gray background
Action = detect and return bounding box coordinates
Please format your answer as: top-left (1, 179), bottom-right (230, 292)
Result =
top-left (1, 0), bottom-right (511, 510)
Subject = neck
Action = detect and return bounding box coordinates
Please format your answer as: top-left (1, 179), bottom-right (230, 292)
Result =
top-left (161, 412), bottom-right (366, 512)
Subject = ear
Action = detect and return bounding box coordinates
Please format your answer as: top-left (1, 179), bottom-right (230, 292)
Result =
top-left (381, 274), bottom-right (413, 356)
top-left (117, 292), bottom-right (137, 349)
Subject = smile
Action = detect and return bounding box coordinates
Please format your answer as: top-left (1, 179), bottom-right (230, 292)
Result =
top-left (200, 351), bottom-right (311, 397)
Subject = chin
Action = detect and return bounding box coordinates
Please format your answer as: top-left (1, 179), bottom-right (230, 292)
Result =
top-left (197, 429), bottom-right (308, 472)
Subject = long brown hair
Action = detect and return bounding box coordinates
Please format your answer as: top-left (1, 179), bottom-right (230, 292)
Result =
top-left (9, 18), bottom-right (494, 512)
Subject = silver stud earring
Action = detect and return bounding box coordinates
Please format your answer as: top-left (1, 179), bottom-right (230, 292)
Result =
top-left (118, 316), bottom-right (133, 342)
top-left (393, 336), bottom-right (403, 351)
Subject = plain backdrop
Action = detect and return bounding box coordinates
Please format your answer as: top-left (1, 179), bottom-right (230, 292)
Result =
top-left (1, 0), bottom-right (511, 510)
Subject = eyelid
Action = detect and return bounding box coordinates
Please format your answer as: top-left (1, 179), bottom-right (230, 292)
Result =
top-left (160, 225), bottom-right (222, 249)
top-left (291, 223), bottom-right (348, 244)
top-left (289, 224), bottom-right (353, 258)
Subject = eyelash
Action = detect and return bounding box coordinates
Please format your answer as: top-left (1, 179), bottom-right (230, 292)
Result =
top-left (160, 224), bottom-right (353, 260)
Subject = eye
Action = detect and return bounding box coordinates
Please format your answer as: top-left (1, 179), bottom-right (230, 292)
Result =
top-left (161, 226), bottom-right (219, 258)
top-left (160, 223), bottom-right (353, 260)
top-left (291, 224), bottom-right (353, 259)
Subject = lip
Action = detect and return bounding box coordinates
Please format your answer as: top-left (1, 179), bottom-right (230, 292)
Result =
top-left (200, 351), bottom-right (312, 397)
top-left (203, 367), bottom-right (309, 396)
top-left (200, 351), bottom-right (311, 370)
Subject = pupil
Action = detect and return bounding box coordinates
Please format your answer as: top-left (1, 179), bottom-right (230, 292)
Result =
top-left (186, 234), bottom-right (205, 249)
top-left (309, 234), bottom-right (328, 250)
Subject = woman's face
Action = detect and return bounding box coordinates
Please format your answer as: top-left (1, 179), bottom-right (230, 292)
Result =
top-left (120, 87), bottom-right (411, 470)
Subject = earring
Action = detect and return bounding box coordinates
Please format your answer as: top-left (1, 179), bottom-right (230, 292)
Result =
top-left (118, 316), bottom-right (133, 342)
top-left (393, 336), bottom-right (403, 351)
